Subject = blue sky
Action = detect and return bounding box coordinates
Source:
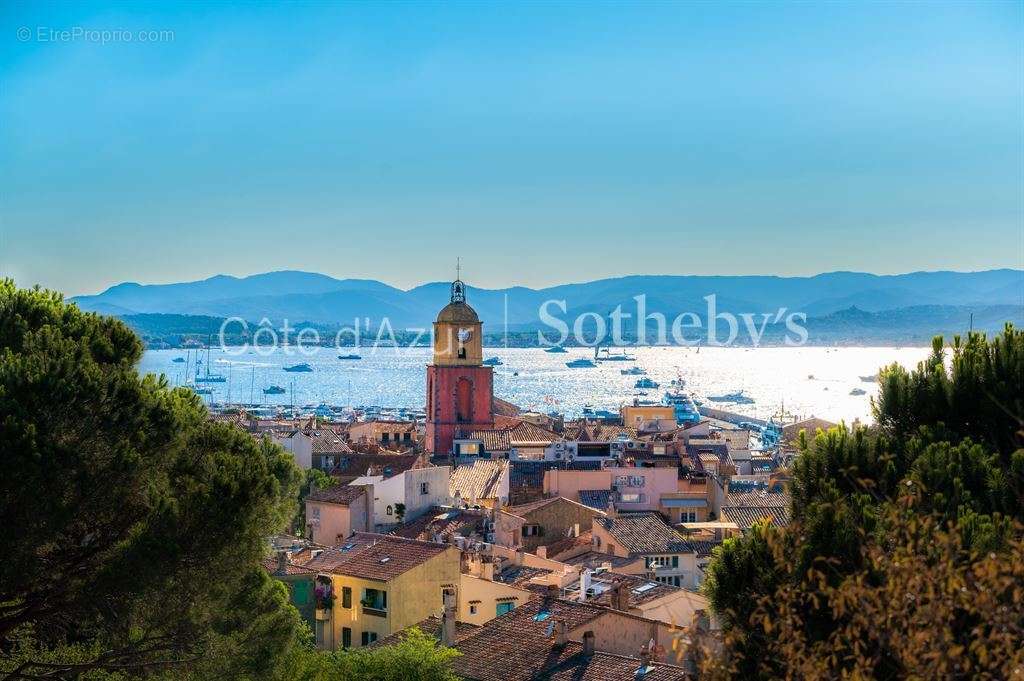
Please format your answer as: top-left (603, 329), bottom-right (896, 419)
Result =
top-left (2, 1), bottom-right (1021, 296)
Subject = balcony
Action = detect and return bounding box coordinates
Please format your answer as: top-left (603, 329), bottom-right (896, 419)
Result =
top-left (361, 604), bottom-right (388, 618)
top-left (315, 608), bottom-right (331, 621)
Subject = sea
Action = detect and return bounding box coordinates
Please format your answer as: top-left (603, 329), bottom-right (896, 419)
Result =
top-left (138, 345), bottom-right (931, 425)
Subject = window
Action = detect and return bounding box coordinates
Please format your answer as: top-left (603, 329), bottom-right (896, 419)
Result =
top-left (469, 604), bottom-right (478, 615)
top-left (386, 505), bottom-right (393, 516)
top-left (342, 587), bottom-right (352, 609)
top-left (522, 524), bottom-right (542, 537)
top-left (646, 555), bottom-right (681, 569)
top-left (420, 482), bottom-right (430, 495)
top-left (619, 493), bottom-right (644, 503)
top-left (342, 627), bottom-right (351, 648)
top-left (382, 432), bottom-right (389, 442)
top-left (404, 432), bottom-right (412, 441)
top-left (614, 474), bottom-right (646, 487)
top-left (362, 588), bottom-right (387, 610)
top-left (361, 631), bottom-right (378, 646)
top-left (311, 507), bottom-right (320, 520)
top-left (681, 511), bottom-right (698, 523)
top-left (496, 602), bottom-right (514, 616)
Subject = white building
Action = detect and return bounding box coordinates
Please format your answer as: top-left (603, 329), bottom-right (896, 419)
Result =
top-left (350, 465), bottom-right (452, 532)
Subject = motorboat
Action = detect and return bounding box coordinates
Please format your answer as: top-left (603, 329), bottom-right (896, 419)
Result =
top-left (707, 390), bottom-right (755, 404)
top-left (283, 363), bottom-right (313, 372)
top-left (634, 378), bottom-right (660, 389)
top-left (566, 358), bottom-right (597, 368)
top-left (544, 346), bottom-right (568, 353)
top-left (482, 357), bottom-right (503, 366)
top-left (338, 353), bottom-right (362, 360)
top-left (663, 389), bottom-right (701, 425)
top-left (621, 367), bottom-right (647, 375)
top-left (172, 357), bottom-right (185, 363)
top-left (263, 385), bottom-right (286, 395)
top-left (850, 388), bottom-right (867, 396)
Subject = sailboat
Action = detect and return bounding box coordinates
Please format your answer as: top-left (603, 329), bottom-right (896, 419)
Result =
top-left (194, 338), bottom-right (227, 383)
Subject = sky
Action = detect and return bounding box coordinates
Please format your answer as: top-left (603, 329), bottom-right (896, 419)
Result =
top-left (1, 1), bottom-right (1022, 296)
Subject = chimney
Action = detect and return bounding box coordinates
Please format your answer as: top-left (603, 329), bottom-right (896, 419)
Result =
top-left (440, 590), bottom-right (457, 646)
top-left (536, 545), bottom-right (548, 559)
top-left (481, 561), bottom-right (495, 581)
top-left (639, 643), bottom-right (651, 670)
top-left (275, 550), bottom-right (288, 575)
top-left (605, 500), bottom-right (617, 519)
top-left (553, 618), bottom-right (568, 646)
top-left (582, 631), bottom-right (595, 656)
top-left (613, 581), bottom-right (630, 611)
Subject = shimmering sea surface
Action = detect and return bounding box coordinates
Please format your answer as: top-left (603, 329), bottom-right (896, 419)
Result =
top-left (139, 345), bottom-right (932, 424)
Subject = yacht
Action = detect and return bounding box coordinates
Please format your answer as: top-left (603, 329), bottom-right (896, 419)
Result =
top-left (849, 388), bottom-right (867, 396)
top-left (338, 353), bottom-right (362, 360)
top-left (859, 374), bottom-right (878, 382)
top-left (621, 367), bottom-right (647, 375)
top-left (482, 357), bottom-right (503, 366)
top-left (663, 389), bottom-right (701, 425)
top-left (634, 377), bottom-right (660, 389)
top-left (263, 385), bottom-right (286, 395)
top-left (544, 346), bottom-right (568, 353)
top-left (595, 347), bottom-right (635, 362)
top-left (172, 357), bottom-right (185, 363)
top-left (566, 357), bottom-right (597, 368)
top-left (707, 390), bottom-right (755, 404)
top-left (283, 363), bottom-right (313, 372)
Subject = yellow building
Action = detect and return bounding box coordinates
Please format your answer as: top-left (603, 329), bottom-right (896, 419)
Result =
top-left (620, 404), bottom-right (675, 428)
top-left (305, 533), bottom-right (460, 649)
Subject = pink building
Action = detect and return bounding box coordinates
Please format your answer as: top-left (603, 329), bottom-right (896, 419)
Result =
top-left (544, 466), bottom-right (678, 512)
top-left (305, 484), bottom-right (373, 545)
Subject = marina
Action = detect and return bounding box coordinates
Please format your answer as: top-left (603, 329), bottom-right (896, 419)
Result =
top-left (143, 345), bottom-right (929, 424)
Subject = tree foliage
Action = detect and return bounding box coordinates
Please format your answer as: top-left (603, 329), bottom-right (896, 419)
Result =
top-left (0, 281), bottom-right (303, 678)
top-left (701, 324), bottom-right (1024, 678)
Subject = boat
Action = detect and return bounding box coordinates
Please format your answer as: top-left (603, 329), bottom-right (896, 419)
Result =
top-left (634, 377), bottom-right (660, 389)
top-left (807, 374), bottom-right (815, 380)
top-left (621, 367), bottom-right (647, 375)
top-left (512, 371), bottom-right (519, 377)
top-left (172, 357), bottom-right (185, 363)
top-left (194, 341), bottom-right (227, 383)
top-left (544, 346), bottom-right (568, 353)
top-left (859, 374), bottom-right (878, 382)
top-left (263, 385), bottom-right (286, 395)
top-left (663, 389), bottom-right (701, 425)
top-left (595, 347), bottom-right (635, 362)
top-left (482, 357), bottom-right (503, 366)
top-left (338, 353), bottom-right (362, 360)
top-left (566, 358), bottom-right (597, 368)
top-left (283, 363), bottom-right (313, 372)
top-left (190, 385), bottom-right (213, 395)
top-left (849, 388), bottom-right (867, 396)
top-left (707, 390), bottom-right (755, 404)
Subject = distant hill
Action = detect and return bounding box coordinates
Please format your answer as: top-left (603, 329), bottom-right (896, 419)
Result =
top-left (71, 269), bottom-right (1023, 345)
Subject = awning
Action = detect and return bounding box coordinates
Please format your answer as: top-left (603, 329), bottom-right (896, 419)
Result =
top-left (660, 498), bottom-right (707, 508)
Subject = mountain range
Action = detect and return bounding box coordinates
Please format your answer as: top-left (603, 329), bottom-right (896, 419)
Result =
top-left (71, 269), bottom-right (1023, 342)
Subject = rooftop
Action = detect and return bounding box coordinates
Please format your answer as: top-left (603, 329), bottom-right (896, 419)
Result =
top-left (306, 484), bottom-right (367, 506)
top-left (450, 459), bottom-right (507, 503)
top-left (304, 533), bottom-right (451, 581)
top-left (596, 512), bottom-right (692, 556)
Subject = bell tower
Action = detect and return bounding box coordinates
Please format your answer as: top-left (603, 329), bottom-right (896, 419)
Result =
top-left (425, 269), bottom-right (494, 455)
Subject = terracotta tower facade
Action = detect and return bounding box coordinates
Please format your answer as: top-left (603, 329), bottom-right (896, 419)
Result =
top-left (425, 277), bottom-right (494, 455)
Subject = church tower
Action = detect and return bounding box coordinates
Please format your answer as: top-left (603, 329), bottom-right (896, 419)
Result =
top-left (425, 275), bottom-right (494, 455)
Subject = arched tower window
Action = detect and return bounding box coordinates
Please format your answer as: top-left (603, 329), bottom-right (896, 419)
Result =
top-left (456, 377), bottom-right (473, 423)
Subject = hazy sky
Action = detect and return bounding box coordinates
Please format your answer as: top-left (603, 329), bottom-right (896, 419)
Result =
top-left (2, 1), bottom-right (1021, 296)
